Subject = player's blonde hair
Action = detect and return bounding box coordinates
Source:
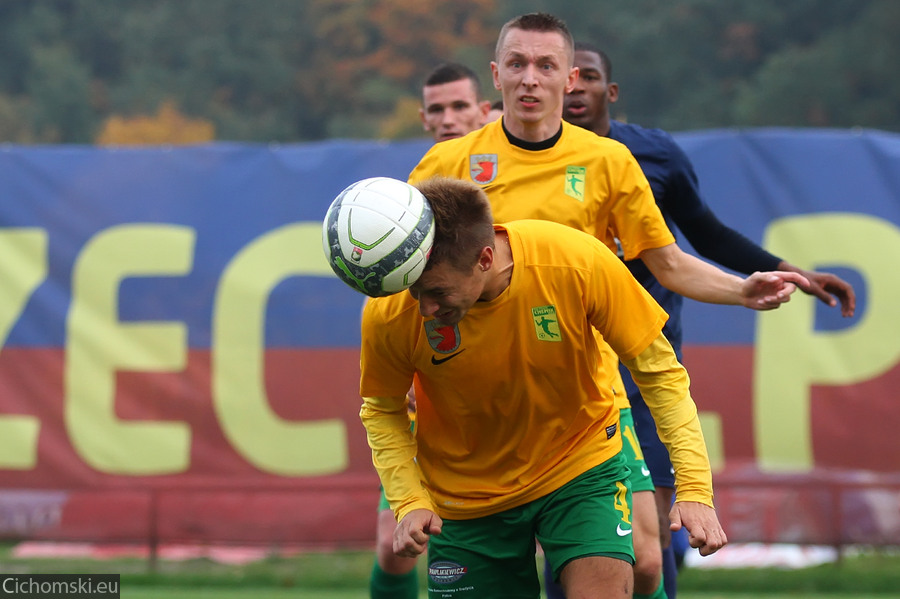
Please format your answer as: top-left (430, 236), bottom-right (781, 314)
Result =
top-left (495, 12), bottom-right (575, 66)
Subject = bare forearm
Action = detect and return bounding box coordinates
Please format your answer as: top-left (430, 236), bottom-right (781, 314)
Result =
top-left (640, 243), bottom-right (807, 310)
top-left (642, 244), bottom-right (745, 305)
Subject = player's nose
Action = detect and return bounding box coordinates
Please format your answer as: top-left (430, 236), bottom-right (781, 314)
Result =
top-left (417, 296), bottom-right (440, 318)
top-left (522, 63), bottom-right (539, 85)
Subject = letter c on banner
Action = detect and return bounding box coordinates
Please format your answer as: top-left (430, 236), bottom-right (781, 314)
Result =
top-left (213, 222), bottom-right (348, 476)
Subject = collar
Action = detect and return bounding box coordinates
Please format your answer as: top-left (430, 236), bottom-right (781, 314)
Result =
top-left (501, 119), bottom-right (563, 150)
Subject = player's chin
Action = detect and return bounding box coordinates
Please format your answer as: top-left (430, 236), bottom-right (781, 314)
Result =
top-left (563, 108), bottom-right (589, 124)
top-left (433, 311), bottom-right (462, 326)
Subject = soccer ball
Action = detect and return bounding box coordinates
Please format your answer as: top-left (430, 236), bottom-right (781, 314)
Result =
top-left (322, 177), bottom-right (435, 297)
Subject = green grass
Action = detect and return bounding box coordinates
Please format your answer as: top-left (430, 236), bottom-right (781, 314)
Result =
top-left (681, 596), bottom-right (895, 599)
top-left (122, 590), bottom-right (362, 599)
top-left (118, 593), bottom-right (897, 599)
top-left (2, 543), bottom-right (899, 598)
top-left (677, 550), bottom-right (900, 595)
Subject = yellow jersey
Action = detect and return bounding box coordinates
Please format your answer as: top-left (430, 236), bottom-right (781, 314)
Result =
top-left (409, 119), bottom-right (675, 411)
top-left (360, 221), bottom-right (668, 520)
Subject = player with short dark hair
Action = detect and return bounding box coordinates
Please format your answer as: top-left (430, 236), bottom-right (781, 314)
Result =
top-left (419, 63), bottom-right (492, 143)
top-left (361, 175), bottom-right (727, 597)
top-left (555, 40), bottom-right (856, 599)
top-left (369, 61), bottom-right (495, 599)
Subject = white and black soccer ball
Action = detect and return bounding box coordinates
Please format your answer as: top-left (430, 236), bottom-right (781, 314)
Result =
top-left (322, 177), bottom-right (435, 297)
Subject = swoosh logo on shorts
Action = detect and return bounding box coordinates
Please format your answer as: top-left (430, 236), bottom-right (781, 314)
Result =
top-left (616, 524), bottom-right (633, 537)
top-left (641, 466), bottom-right (651, 477)
top-left (431, 349), bottom-right (466, 365)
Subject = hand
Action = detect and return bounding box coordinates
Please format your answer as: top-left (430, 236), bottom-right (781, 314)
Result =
top-left (669, 501), bottom-right (727, 556)
top-left (778, 261), bottom-right (856, 317)
top-left (740, 271), bottom-right (809, 310)
top-left (394, 508), bottom-right (443, 558)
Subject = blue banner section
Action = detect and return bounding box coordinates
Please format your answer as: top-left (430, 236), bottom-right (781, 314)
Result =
top-left (1, 129), bottom-right (897, 348)
top-left (677, 128), bottom-right (899, 342)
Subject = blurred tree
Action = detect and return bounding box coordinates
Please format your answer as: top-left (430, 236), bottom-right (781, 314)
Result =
top-left (734, 0), bottom-right (900, 129)
top-left (0, 2), bottom-right (34, 93)
top-left (95, 100), bottom-right (215, 145)
top-left (0, 93), bottom-right (36, 143)
top-left (107, 0), bottom-right (311, 140)
top-left (499, 0), bottom-right (885, 131)
top-left (0, 0), bottom-right (897, 142)
top-left (378, 96), bottom-right (427, 139)
top-left (26, 44), bottom-right (95, 142)
top-left (304, 0), bottom-right (499, 138)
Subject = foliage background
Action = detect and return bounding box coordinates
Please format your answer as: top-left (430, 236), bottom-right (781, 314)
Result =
top-left (0, 0), bottom-right (896, 144)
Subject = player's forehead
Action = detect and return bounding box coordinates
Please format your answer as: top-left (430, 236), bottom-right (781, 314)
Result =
top-left (497, 28), bottom-right (571, 64)
top-left (574, 50), bottom-right (603, 72)
top-left (411, 261), bottom-right (467, 294)
top-left (422, 78), bottom-right (478, 108)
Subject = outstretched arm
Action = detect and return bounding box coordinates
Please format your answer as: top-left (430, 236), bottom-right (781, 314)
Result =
top-left (776, 260), bottom-right (856, 317)
top-left (639, 243), bottom-right (809, 310)
top-left (673, 208), bottom-right (856, 317)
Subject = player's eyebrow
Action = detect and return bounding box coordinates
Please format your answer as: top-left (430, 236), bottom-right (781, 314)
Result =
top-left (505, 50), bottom-right (560, 64)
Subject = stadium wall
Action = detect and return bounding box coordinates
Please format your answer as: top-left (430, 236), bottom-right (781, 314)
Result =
top-left (0, 130), bottom-right (898, 549)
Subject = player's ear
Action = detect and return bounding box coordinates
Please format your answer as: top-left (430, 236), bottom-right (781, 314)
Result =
top-left (477, 246), bottom-right (493, 272)
top-left (419, 107), bottom-right (430, 131)
top-left (608, 82), bottom-right (620, 104)
top-left (565, 66), bottom-right (579, 93)
top-left (478, 100), bottom-right (491, 123)
top-left (490, 62), bottom-right (501, 90)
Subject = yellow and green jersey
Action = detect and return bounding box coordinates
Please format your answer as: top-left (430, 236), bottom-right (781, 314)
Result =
top-left (409, 119), bottom-right (676, 412)
top-left (409, 119), bottom-right (674, 261)
top-left (360, 221), bottom-right (668, 521)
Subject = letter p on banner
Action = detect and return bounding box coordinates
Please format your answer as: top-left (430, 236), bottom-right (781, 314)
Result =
top-left (754, 213), bottom-right (900, 471)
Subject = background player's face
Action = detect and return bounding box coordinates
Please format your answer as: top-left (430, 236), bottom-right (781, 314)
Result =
top-left (564, 50), bottom-right (616, 131)
top-left (408, 260), bottom-right (486, 327)
top-left (420, 79), bottom-right (488, 142)
top-left (491, 28), bottom-right (577, 131)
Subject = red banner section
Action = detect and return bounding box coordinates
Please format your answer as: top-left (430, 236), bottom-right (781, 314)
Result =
top-left (683, 346), bottom-right (900, 473)
top-left (2, 345), bottom-right (898, 547)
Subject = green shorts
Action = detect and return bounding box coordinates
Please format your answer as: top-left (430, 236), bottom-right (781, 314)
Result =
top-left (377, 486), bottom-right (390, 511)
top-left (619, 407), bottom-right (655, 494)
top-left (426, 453), bottom-right (635, 598)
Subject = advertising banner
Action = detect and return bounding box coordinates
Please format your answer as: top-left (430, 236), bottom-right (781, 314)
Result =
top-left (0, 130), bottom-right (898, 546)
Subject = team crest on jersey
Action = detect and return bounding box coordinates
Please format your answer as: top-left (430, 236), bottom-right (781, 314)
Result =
top-left (565, 165), bottom-right (586, 201)
top-left (532, 305), bottom-right (561, 342)
top-left (470, 154), bottom-right (498, 184)
top-left (425, 320), bottom-right (462, 353)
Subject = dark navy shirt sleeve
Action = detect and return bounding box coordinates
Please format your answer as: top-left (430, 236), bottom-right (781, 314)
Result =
top-left (611, 121), bottom-right (782, 276)
top-left (663, 136), bottom-right (782, 274)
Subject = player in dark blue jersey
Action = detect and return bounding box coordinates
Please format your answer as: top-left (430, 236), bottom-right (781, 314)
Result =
top-left (552, 42), bottom-right (857, 599)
